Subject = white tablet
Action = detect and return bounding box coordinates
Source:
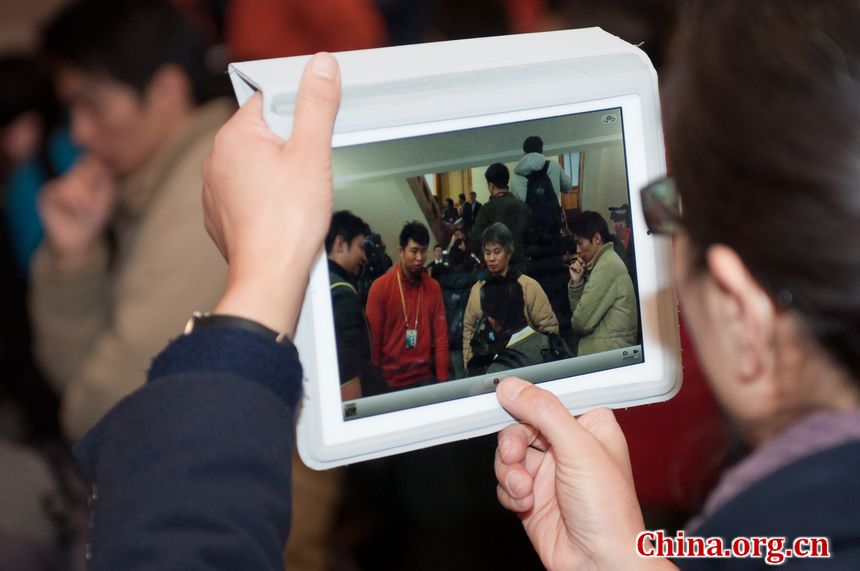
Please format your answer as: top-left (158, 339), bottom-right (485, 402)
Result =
top-left (229, 28), bottom-right (681, 469)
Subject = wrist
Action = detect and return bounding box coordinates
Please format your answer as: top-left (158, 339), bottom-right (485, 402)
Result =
top-left (47, 238), bottom-right (106, 273)
top-left (215, 250), bottom-right (318, 339)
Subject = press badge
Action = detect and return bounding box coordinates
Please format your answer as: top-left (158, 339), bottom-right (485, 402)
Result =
top-left (405, 329), bottom-right (418, 349)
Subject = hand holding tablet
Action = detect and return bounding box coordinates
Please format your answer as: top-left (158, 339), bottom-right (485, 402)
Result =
top-left (493, 377), bottom-right (669, 571)
top-left (205, 53), bottom-right (342, 339)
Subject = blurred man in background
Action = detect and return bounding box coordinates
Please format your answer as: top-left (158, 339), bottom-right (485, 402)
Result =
top-left (32, 0), bottom-right (229, 441)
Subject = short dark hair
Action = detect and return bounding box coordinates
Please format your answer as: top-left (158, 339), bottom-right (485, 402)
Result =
top-left (458, 193), bottom-right (466, 202)
top-left (666, 0), bottom-right (860, 382)
top-left (41, 0), bottom-right (220, 104)
top-left (484, 163), bottom-right (510, 189)
top-left (571, 211), bottom-right (611, 244)
top-left (470, 191), bottom-right (477, 198)
top-left (399, 221), bottom-right (430, 248)
top-left (523, 136), bottom-right (543, 154)
top-left (326, 211), bottom-right (370, 254)
top-left (434, 244), bottom-right (443, 251)
top-left (481, 222), bottom-right (514, 255)
top-left (481, 275), bottom-right (526, 331)
top-left (445, 198), bottom-right (454, 207)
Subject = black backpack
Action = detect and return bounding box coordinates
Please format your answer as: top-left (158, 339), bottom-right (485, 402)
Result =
top-left (525, 161), bottom-right (562, 241)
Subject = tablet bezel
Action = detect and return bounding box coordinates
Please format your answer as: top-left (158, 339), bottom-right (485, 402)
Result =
top-left (294, 94), bottom-right (680, 469)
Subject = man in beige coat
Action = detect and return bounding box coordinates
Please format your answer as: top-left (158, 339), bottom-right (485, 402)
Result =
top-left (32, 1), bottom-right (231, 442)
top-left (463, 223), bottom-right (558, 371)
top-left (32, 4), bottom-right (340, 569)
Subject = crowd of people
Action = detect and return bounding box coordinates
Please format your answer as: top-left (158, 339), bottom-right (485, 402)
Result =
top-left (2, 0), bottom-right (857, 569)
top-left (326, 137), bottom-right (641, 399)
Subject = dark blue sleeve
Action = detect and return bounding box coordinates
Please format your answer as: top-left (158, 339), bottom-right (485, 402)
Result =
top-left (74, 328), bottom-right (303, 570)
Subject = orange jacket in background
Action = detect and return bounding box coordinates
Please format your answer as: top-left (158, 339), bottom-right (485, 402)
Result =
top-left (227, 0), bottom-right (386, 60)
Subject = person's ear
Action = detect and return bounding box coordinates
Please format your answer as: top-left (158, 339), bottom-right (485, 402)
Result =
top-left (146, 64), bottom-right (192, 112)
top-left (333, 235), bottom-right (347, 253)
top-left (705, 244), bottom-right (777, 386)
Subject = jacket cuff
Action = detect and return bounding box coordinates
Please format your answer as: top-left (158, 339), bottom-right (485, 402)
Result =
top-left (148, 328), bottom-right (303, 410)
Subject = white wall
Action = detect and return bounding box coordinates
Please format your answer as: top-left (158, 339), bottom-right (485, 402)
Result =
top-left (580, 140), bottom-right (629, 223)
top-left (334, 178), bottom-right (431, 257)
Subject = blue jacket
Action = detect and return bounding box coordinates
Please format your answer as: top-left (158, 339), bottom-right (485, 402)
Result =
top-left (684, 441), bottom-right (860, 569)
top-left (74, 327), bottom-right (302, 569)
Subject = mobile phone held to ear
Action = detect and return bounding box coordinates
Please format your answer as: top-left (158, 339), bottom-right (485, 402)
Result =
top-left (229, 28), bottom-right (680, 469)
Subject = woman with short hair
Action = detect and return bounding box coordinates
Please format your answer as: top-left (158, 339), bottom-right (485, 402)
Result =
top-left (493, 1), bottom-right (860, 568)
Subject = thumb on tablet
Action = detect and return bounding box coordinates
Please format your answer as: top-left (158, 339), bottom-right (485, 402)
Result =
top-left (496, 377), bottom-right (584, 450)
top-left (496, 377), bottom-right (634, 483)
top-left (289, 52), bottom-right (341, 158)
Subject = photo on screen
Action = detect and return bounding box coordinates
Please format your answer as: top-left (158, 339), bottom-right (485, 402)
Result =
top-left (326, 108), bottom-right (643, 421)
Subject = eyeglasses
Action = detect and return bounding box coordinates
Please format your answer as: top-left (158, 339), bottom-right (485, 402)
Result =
top-left (640, 177), bottom-right (682, 235)
top-left (640, 177), bottom-right (795, 307)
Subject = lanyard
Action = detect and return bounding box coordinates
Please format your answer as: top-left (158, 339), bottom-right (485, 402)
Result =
top-left (396, 269), bottom-right (422, 330)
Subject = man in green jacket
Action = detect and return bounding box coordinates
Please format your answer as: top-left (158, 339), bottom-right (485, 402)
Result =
top-left (568, 211), bottom-right (638, 356)
top-left (470, 163), bottom-right (531, 260)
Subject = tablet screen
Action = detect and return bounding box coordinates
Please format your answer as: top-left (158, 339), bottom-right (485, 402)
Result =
top-left (328, 106), bottom-right (643, 420)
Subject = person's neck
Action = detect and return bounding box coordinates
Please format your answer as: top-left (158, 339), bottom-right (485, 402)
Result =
top-left (328, 256), bottom-right (352, 277)
top-left (738, 325), bottom-right (860, 449)
top-left (400, 261), bottom-right (421, 283)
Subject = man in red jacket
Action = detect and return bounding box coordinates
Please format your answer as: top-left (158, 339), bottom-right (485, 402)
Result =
top-left (366, 221), bottom-right (450, 390)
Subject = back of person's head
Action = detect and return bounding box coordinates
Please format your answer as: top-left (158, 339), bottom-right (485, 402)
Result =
top-left (458, 193), bottom-right (466, 203)
top-left (325, 211), bottom-right (370, 253)
top-left (446, 198), bottom-right (454, 208)
top-left (570, 211), bottom-right (611, 244)
top-left (481, 275), bottom-right (526, 331)
top-left (482, 222), bottom-right (514, 254)
top-left (485, 163), bottom-right (510, 189)
top-left (41, 0), bottom-right (219, 105)
top-left (522, 135), bottom-right (543, 154)
top-left (400, 221), bottom-right (430, 248)
top-left (665, 0), bottom-right (860, 382)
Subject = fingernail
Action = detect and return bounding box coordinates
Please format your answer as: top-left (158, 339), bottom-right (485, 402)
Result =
top-left (310, 53), bottom-right (337, 79)
top-left (506, 470), bottom-right (526, 498)
top-left (499, 435), bottom-right (511, 457)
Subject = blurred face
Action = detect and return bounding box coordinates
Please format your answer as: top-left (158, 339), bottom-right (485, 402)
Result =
top-left (574, 233), bottom-right (601, 263)
top-left (484, 242), bottom-right (511, 276)
top-left (400, 239), bottom-right (428, 278)
top-left (338, 234), bottom-right (367, 276)
top-left (1, 112), bottom-right (42, 166)
top-left (57, 66), bottom-right (182, 176)
top-left (434, 246), bottom-right (443, 261)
